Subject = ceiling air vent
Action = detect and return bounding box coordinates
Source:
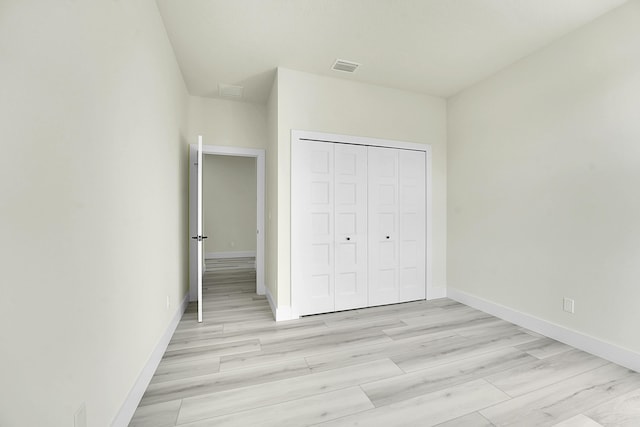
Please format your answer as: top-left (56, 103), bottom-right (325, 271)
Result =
top-left (218, 83), bottom-right (244, 99)
top-left (332, 59), bottom-right (360, 73)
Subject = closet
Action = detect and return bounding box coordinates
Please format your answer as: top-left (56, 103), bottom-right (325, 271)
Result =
top-left (292, 134), bottom-right (427, 316)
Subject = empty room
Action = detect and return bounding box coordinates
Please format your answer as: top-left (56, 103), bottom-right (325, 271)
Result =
top-left (2, 1), bottom-right (640, 426)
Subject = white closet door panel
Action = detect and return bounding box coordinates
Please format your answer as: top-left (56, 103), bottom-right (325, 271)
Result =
top-left (399, 150), bottom-right (426, 302)
top-left (368, 146), bottom-right (399, 306)
top-left (334, 144), bottom-right (368, 311)
top-left (292, 141), bottom-right (335, 315)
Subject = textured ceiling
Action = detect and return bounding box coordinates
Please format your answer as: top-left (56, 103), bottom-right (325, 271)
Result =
top-left (156, 0), bottom-right (627, 103)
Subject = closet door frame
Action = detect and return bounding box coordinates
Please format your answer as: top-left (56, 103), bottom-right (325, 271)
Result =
top-left (291, 130), bottom-right (434, 318)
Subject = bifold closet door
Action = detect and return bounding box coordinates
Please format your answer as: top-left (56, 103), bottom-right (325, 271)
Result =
top-left (334, 144), bottom-right (368, 311)
top-left (368, 146), bottom-right (400, 306)
top-left (291, 141), bottom-right (335, 315)
top-left (368, 147), bottom-right (426, 306)
top-left (293, 140), bottom-right (426, 315)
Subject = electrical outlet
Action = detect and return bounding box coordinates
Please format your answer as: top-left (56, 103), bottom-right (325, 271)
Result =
top-left (166, 296), bottom-right (170, 309)
top-left (74, 403), bottom-right (86, 427)
top-left (563, 297), bottom-right (575, 314)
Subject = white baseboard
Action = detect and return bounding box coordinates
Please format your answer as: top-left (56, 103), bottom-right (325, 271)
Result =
top-left (205, 251), bottom-right (256, 259)
top-left (265, 286), bottom-right (298, 322)
top-left (111, 293), bottom-right (189, 427)
top-left (447, 287), bottom-right (640, 373)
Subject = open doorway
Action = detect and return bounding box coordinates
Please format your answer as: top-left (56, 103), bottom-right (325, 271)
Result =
top-left (189, 144), bottom-right (265, 320)
top-left (203, 154), bottom-right (256, 263)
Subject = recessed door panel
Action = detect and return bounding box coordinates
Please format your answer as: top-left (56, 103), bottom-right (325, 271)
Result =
top-left (379, 213), bottom-right (396, 235)
top-left (336, 273), bottom-right (357, 295)
top-left (378, 269), bottom-right (396, 290)
top-left (311, 275), bottom-right (331, 298)
top-left (311, 182), bottom-right (330, 204)
top-left (311, 150), bottom-right (330, 173)
top-left (334, 143), bottom-right (368, 311)
top-left (336, 182), bottom-right (357, 205)
top-left (311, 244), bottom-right (331, 266)
top-left (335, 152), bottom-right (357, 175)
top-left (337, 213), bottom-right (356, 235)
top-left (311, 213), bottom-right (330, 236)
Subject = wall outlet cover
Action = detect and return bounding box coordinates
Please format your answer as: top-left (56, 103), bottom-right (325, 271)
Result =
top-left (563, 297), bottom-right (575, 314)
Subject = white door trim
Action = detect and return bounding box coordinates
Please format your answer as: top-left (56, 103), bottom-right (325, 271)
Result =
top-left (291, 130), bottom-right (434, 319)
top-left (189, 144), bottom-right (266, 302)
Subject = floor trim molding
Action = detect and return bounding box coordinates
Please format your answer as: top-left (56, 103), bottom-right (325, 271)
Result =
top-left (205, 251), bottom-right (256, 259)
top-left (265, 286), bottom-right (297, 322)
top-left (111, 293), bottom-right (189, 427)
top-left (447, 287), bottom-right (640, 373)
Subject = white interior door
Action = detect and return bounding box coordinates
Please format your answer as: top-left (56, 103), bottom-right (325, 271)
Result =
top-left (334, 144), bottom-right (368, 311)
top-left (291, 140), bottom-right (335, 315)
top-left (368, 146), bottom-right (399, 306)
top-left (399, 150), bottom-right (426, 302)
top-left (196, 136), bottom-right (204, 322)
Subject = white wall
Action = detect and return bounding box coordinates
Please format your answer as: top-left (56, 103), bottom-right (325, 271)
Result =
top-left (266, 76), bottom-right (279, 300)
top-left (448, 1), bottom-right (640, 354)
top-left (187, 95), bottom-right (267, 149)
top-left (203, 155), bottom-right (257, 255)
top-left (276, 68), bottom-right (447, 308)
top-left (0, 1), bottom-right (189, 426)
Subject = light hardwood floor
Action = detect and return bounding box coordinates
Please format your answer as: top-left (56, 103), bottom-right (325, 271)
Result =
top-left (130, 260), bottom-right (640, 426)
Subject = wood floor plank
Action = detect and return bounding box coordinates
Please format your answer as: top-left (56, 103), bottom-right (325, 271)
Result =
top-left (161, 338), bottom-right (260, 365)
top-left (259, 317), bottom-right (405, 347)
top-left (383, 312), bottom-right (497, 340)
top-left (150, 357), bottom-right (221, 384)
top-left (586, 387), bottom-right (640, 426)
top-left (221, 315), bottom-right (321, 333)
top-left (552, 414), bottom-right (603, 427)
top-left (219, 320), bottom-right (403, 371)
top-left (454, 319), bottom-right (522, 338)
top-left (128, 400), bottom-right (181, 427)
top-left (391, 329), bottom-right (538, 373)
top-left (139, 358), bottom-right (310, 406)
top-left (171, 325), bottom-right (225, 341)
top-left (174, 320), bottom-right (224, 334)
top-left (168, 319), bottom-right (328, 352)
top-left (485, 348), bottom-right (609, 397)
top-left (362, 347), bottom-right (535, 406)
top-left (177, 387), bottom-right (374, 427)
top-left (321, 302), bottom-right (446, 328)
top-left (480, 363), bottom-right (640, 426)
top-left (397, 305), bottom-right (491, 327)
top-left (434, 412), bottom-right (494, 427)
top-left (515, 337), bottom-right (573, 359)
top-left (177, 359), bottom-right (403, 424)
top-left (314, 379), bottom-right (509, 427)
top-left (219, 333), bottom-right (394, 371)
top-left (305, 332), bottom-right (461, 373)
